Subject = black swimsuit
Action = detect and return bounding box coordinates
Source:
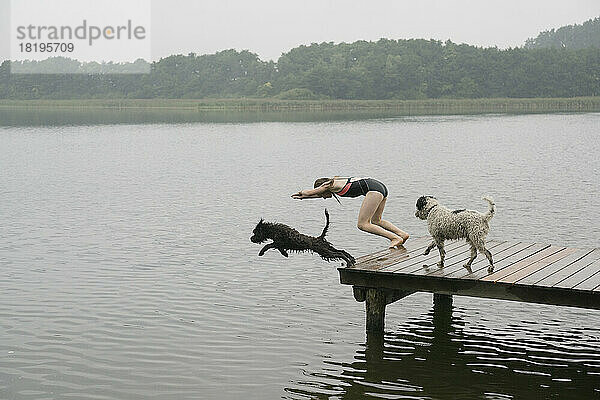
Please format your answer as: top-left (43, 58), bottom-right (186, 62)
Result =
top-left (335, 177), bottom-right (388, 198)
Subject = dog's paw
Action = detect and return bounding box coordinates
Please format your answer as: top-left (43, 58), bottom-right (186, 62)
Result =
top-left (437, 261), bottom-right (444, 268)
top-left (487, 265), bottom-right (494, 273)
top-left (463, 264), bottom-right (473, 273)
top-left (423, 250), bottom-right (430, 256)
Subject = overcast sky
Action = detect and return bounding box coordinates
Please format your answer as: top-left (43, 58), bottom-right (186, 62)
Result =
top-left (1, 0), bottom-right (599, 62)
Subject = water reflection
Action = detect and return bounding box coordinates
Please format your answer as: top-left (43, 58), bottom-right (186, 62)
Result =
top-left (287, 298), bottom-right (600, 399)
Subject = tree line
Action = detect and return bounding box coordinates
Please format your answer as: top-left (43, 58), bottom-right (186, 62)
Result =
top-left (1, 37), bottom-right (599, 100)
top-left (525, 17), bottom-right (600, 50)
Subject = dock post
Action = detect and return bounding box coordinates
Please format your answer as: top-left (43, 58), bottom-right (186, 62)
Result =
top-left (354, 287), bottom-right (414, 334)
top-left (432, 293), bottom-right (453, 329)
top-left (433, 293), bottom-right (453, 309)
top-left (365, 289), bottom-right (387, 333)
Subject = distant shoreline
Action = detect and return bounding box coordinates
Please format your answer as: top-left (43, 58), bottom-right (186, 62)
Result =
top-left (1, 97), bottom-right (599, 115)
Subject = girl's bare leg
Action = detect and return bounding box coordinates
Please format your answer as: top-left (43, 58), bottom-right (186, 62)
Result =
top-left (371, 197), bottom-right (410, 246)
top-left (357, 192), bottom-right (403, 247)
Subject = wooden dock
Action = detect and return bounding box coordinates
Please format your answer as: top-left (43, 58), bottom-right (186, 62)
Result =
top-left (338, 237), bottom-right (600, 333)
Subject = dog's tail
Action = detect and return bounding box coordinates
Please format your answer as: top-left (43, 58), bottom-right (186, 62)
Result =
top-left (482, 196), bottom-right (495, 222)
top-left (319, 209), bottom-right (330, 239)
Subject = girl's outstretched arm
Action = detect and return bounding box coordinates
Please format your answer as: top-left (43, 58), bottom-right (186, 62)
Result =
top-left (291, 180), bottom-right (333, 199)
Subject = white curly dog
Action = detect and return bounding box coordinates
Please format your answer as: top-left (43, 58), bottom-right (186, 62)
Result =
top-left (415, 196), bottom-right (496, 272)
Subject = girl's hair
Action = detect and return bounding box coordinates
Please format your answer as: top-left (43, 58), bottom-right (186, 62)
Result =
top-left (314, 177), bottom-right (332, 188)
top-left (314, 177), bottom-right (341, 204)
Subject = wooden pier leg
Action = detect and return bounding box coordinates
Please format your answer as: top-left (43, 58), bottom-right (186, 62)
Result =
top-left (356, 287), bottom-right (413, 334)
top-left (432, 293), bottom-right (453, 328)
top-left (433, 293), bottom-right (453, 309)
top-left (365, 289), bottom-right (387, 333)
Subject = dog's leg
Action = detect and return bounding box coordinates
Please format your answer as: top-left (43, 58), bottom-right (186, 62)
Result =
top-left (464, 242), bottom-right (477, 272)
top-left (277, 247), bottom-right (289, 257)
top-left (473, 240), bottom-right (494, 272)
top-left (334, 249), bottom-right (356, 267)
top-left (259, 243), bottom-right (276, 256)
top-left (341, 250), bottom-right (356, 266)
top-left (481, 246), bottom-right (494, 272)
top-left (437, 241), bottom-right (446, 268)
top-left (317, 247), bottom-right (343, 264)
top-left (313, 244), bottom-right (333, 262)
top-left (321, 246), bottom-right (350, 264)
top-left (314, 242), bottom-right (355, 266)
top-left (327, 250), bottom-right (345, 264)
top-left (423, 241), bottom-right (436, 255)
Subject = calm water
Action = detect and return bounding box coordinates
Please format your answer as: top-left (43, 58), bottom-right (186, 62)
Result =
top-left (1, 112), bottom-right (599, 399)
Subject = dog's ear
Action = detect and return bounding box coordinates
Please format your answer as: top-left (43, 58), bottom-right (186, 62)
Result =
top-left (258, 218), bottom-right (264, 225)
top-left (416, 196), bottom-right (427, 210)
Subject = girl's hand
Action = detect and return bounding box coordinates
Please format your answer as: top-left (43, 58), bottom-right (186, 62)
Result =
top-left (291, 191), bottom-right (303, 199)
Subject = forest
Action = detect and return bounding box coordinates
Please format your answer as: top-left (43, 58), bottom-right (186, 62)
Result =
top-left (1, 18), bottom-right (599, 100)
top-left (525, 17), bottom-right (600, 49)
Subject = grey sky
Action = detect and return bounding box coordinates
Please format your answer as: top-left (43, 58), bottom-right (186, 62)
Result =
top-left (2, 0), bottom-right (600, 62)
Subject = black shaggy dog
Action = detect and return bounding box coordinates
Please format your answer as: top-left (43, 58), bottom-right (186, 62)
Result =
top-left (250, 209), bottom-right (356, 266)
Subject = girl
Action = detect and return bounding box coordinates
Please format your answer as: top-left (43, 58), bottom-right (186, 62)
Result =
top-left (292, 177), bottom-right (409, 248)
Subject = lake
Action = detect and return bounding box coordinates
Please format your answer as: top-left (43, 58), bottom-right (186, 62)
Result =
top-left (1, 111), bottom-right (599, 399)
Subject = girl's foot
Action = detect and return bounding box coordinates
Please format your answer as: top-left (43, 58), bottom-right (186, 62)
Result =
top-left (389, 237), bottom-right (404, 248)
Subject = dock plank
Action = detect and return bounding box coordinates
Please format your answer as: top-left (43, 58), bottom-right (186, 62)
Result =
top-left (496, 247), bottom-right (579, 284)
top-left (442, 242), bottom-right (535, 279)
top-left (351, 250), bottom-right (412, 271)
top-left (393, 241), bottom-right (486, 275)
top-left (574, 265), bottom-right (600, 290)
top-left (380, 241), bottom-right (469, 273)
top-left (482, 246), bottom-right (566, 282)
top-left (557, 258), bottom-right (600, 289)
top-left (462, 243), bottom-right (550, 281)
top-left (424, 240), bottom-right (513, 278)
top-left (350, 238), bottom-right (432, 271)
top-left (372, 240), bottom-right (467, 273)
top-left (516, 248), bottom-right (596, 286)
top-left (354, 236), bottom-right (430, 264)
top-left (353, 239), bottom-right (417, 265)
top-left (536, 249), bottom-right (600, 288)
